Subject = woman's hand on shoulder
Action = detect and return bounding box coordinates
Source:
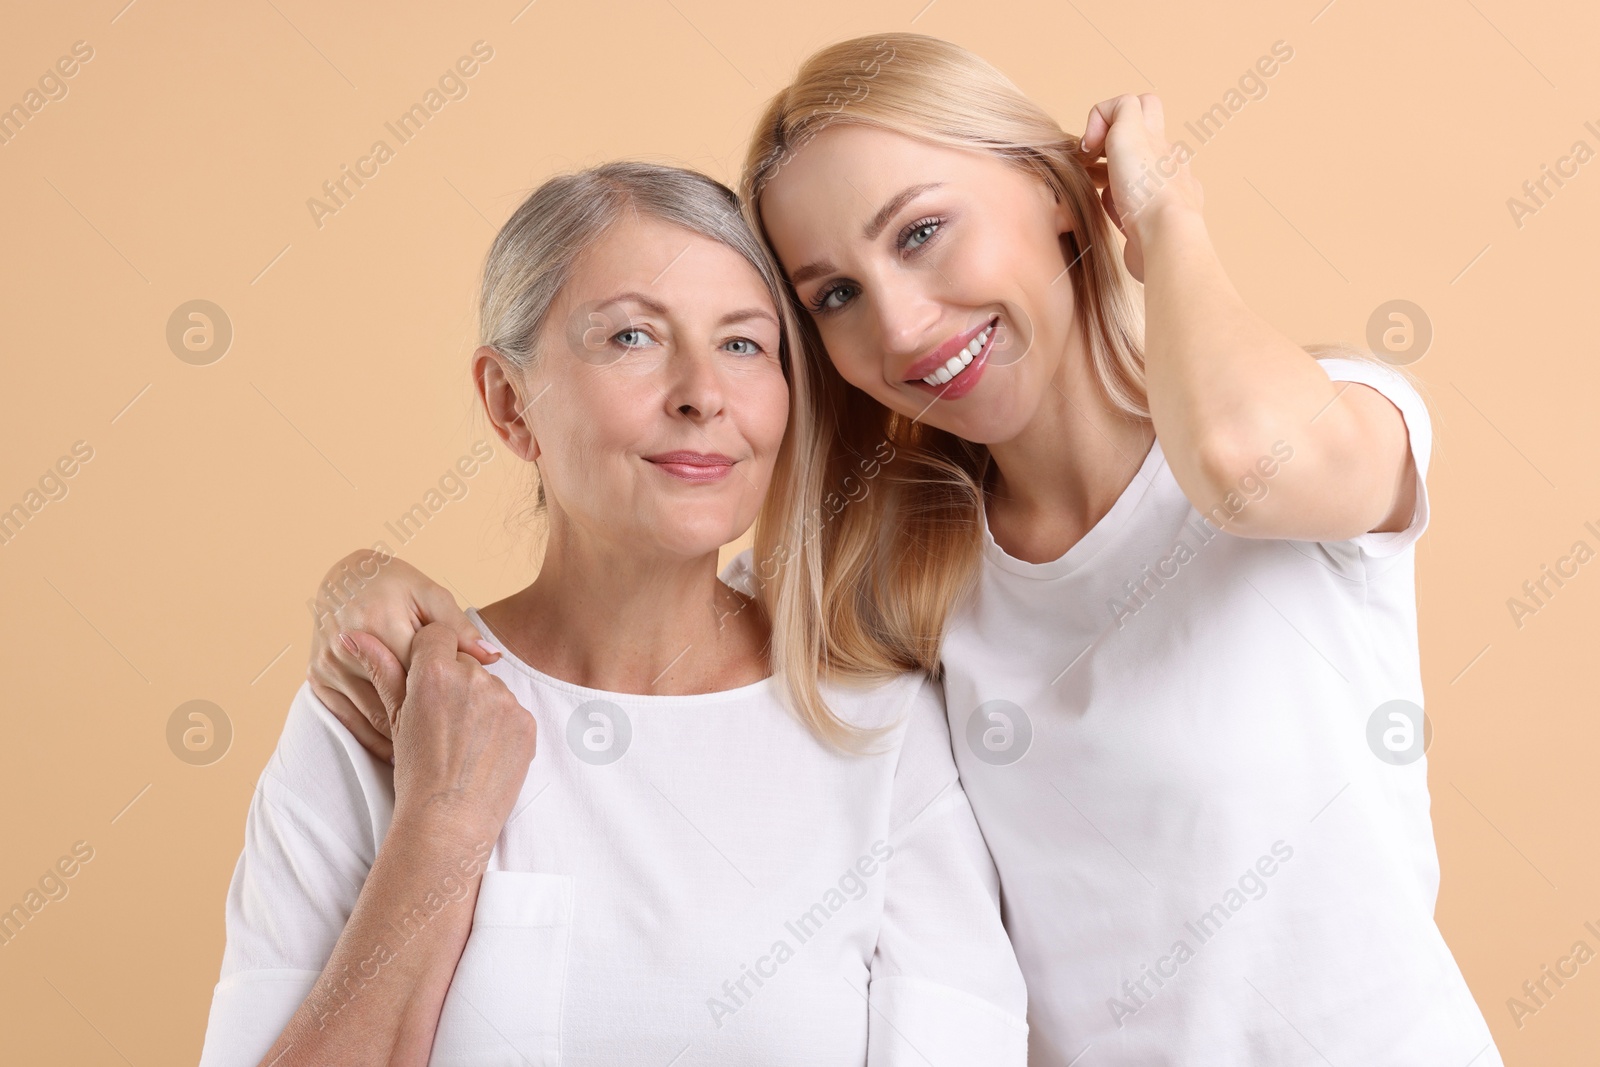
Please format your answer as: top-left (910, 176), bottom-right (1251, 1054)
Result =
top-left (346, 622), bottom-right (536, 848)
top-left (307, 549), bottom-right (498, 763)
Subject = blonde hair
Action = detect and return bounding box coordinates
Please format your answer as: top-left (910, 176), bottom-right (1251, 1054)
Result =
top-left (737, 34), bottom-right (1145, 740)
top-left (739, 34), bottom-right (1376, 745)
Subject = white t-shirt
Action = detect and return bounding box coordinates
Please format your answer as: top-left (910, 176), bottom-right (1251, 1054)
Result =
top-left (939, 358), bottom-right (1501, 1065)
top-left (726, 356), bottom-right (1500, 1065)
top-left (198, 609), bottom-right (1028, 1066)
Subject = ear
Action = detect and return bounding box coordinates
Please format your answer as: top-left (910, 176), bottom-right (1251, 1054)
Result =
top-left (474, 345), bottom-right (540, 463)
top-left (1052, 187), bottom-right (1078, 243)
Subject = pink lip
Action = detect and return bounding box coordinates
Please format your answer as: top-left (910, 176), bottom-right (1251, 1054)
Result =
top-left (644, 450), bottom-right (735, 483)
top-left (904, 316), bottom-right (1000, 401)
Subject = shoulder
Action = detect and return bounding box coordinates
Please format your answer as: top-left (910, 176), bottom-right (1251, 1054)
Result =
top-left (256, 682), bottom-right (394, 847)
top-left (1314, 356), bottom-right (1433, 470)
top-left (1312, 356), bottom-right (1434, 560)
top-left (276, 681), bottom-right (390, 774)
top-left (819, 673), bottom-right (960, 809)
top-left (815, 669), bottom-right (941, 739)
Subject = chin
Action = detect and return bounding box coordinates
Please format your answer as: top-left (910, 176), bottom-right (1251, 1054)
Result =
top-left (920, 397), bottom-right (1033, 447)
top-left (655, 520), bottom-right (752, 561)
top-left (944, 421), bottom-right (1019, 447)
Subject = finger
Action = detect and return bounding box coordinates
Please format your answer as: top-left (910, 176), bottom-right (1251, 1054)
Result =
top-left (1078, 108), bottom-right (1109, 158)
top-left (346, 666), bottom-right (390, 738)
top-left (455, 645), bottom-right (506, 671)
top-left (309, 678), bottom-right (395, 764)
top-left (1078, 94), bottom-right (1125, 157)
top-left (364, 611), bottom-right (424, 674)
top-left (1137, 92), bottom-right (1165, 141)
top-left (309, 635), bottom-right (391, 739)
top-left (321, 554), bottom-right (434, 673)
top-left (460, 631), bottom-right (501, 665)
top-left (415, 582), bottom-right (500, 665)
top-left (1079, 94), bottom-right (1142, 158)
top-left (343, 630), bottom-right (409, 727)
top-left (409, 621), bottom-right (467, 673)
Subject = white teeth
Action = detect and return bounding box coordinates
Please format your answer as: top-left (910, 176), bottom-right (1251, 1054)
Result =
top-left (920, 322), bottom-right (995, 386)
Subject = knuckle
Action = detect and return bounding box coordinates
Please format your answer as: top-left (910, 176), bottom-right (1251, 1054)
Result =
top-left (340, 548), bottom-right (380, 572)
top-left (417, 658), bottom-right (455, 688)
top-left (311, 649), bottom-right (342, 681)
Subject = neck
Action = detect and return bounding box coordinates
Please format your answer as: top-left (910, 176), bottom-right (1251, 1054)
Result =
top-left (479, 523), bottom-right (769, 696)
top-left (984, 325), bottom-right (1154, 559)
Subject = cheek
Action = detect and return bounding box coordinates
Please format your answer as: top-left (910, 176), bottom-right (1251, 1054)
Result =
top-left (749, 373), bottom-right (792, 457)
top-left (544, 376), bottom-right (647, 469)
top-left (817, 324), bottom-right (894, 398)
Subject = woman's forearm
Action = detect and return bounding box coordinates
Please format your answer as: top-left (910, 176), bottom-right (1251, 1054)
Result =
top-left (256, 819), bottom-right (492, 1067)
top-left (1137, 201), bottom-right (1410, 539)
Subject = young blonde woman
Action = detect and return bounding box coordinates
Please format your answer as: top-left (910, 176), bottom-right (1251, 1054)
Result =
top-left (304, 35), bottom-right (1502, 1066)
top-left (198, 162), bottom-right (1028, 1067)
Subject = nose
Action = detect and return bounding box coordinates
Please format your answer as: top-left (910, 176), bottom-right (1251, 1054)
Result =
top-left (870, 270), bottom-right (941, 365)
top-left (662, 343), bottom-right (727, 422)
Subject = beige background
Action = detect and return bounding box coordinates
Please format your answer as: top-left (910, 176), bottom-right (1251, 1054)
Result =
top-left (1, 0), bottom-right (1595, 1061)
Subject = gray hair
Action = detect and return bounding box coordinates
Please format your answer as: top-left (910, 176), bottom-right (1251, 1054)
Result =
top-left (480, 160), bottom-right (792, 370)
top-left (479, 160), bottom-right (801, 514)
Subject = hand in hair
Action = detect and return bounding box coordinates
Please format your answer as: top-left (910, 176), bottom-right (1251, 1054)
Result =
top-left (1077, 92), bottom-right (1205, 282)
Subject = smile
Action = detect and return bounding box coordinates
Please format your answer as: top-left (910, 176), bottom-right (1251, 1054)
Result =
top-left (903, 316), bottom-right (1000, 397)
top-left (644, 450), bottom-right (736, 484)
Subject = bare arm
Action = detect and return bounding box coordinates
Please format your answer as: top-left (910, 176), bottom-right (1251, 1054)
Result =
top-left (1080, 94), bottom-right (1415, 542)
top-left (256, 819), bottom-right (489, 1066)
top-left (259, 625), bottom-right (537, 1067)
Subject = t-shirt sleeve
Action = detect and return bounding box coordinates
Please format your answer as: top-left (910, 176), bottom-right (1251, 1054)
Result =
top-left (198, 683), bottom-right (391, 1067)
top-left (1316, 357), bottom-right (1433, 558)
top-left (866, 675), bottom-right (1029, 1066)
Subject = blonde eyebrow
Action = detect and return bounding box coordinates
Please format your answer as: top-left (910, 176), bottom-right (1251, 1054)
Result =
top-left (788, 182), bottom-right (946, 288)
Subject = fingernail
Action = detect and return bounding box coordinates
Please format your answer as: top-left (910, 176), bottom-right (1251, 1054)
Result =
top-left (477, 638), bottom-right (500, 656)
top-left (338, 632), bottom-right (362, 661)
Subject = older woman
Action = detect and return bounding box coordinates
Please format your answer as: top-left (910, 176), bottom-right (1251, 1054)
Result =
top-left (298, 34), bottom-right (1501, 1067)
top-left (197, 162), bottom-right (1027, 1066)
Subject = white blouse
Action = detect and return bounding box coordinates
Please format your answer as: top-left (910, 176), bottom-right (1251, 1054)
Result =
top-left (198, 607), bottom-right (1028, 1066)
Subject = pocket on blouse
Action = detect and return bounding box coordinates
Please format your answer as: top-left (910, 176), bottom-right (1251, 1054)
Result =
top-left (430, 870), bottom-right (574, 1067)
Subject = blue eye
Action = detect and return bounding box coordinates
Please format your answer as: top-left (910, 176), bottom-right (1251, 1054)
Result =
top-left (904, 219), bottom-right (940, 249)
top-left (613, 328), bottom-right (656, 348)
top-left (809, 283), bottom-right (857, 314)
top-left (806, 215), bottom-right (947, 316)
top-left (723, 338), bottom-right (763, 356)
